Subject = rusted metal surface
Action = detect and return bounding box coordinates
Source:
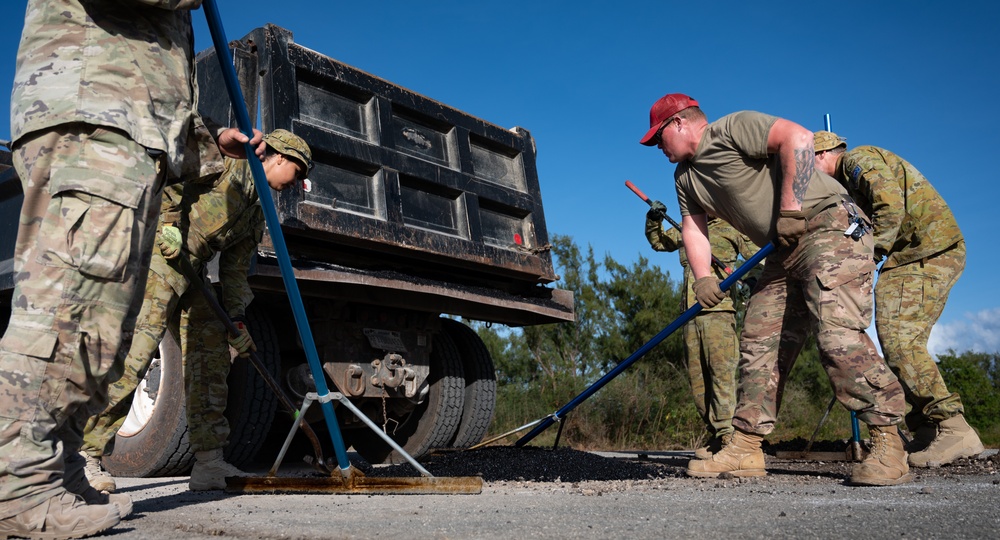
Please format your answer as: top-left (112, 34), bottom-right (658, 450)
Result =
top-left (247, 255), bottom-right (575, 326)
top-left (225, 472), bottom-right (483, 495)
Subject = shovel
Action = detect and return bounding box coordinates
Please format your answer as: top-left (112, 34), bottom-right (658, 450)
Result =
top-left (176, 256), bottom-right (332, 476)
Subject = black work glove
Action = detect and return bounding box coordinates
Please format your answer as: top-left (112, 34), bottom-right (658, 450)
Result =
top-left (693, 276), bottom-right (727, 308)
top-left (646, 200), bottom-right (667, 222)
top-left (776, 210), bottom-right (808, 248)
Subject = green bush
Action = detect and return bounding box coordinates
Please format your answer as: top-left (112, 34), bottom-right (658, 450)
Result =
top-left (937, 351), bottom-right (1000, 445)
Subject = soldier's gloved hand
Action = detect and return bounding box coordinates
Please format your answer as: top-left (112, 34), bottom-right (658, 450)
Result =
top-left (158, 225), bottom-right (183, 260)
top-left (646, 200), bottom-right (667, 222)
top-left (776, 210), bottom-right (808, 248)
top-left (228, 319), bottom-right (256, 359)
top-left (693, 276), bottom-right (727, 308)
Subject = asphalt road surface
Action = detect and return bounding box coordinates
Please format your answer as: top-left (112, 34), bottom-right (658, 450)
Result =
top-left (96, 447), bottom-right (998, 539)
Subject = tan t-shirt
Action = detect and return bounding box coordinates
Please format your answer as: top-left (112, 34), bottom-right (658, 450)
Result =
top-left (674, 111), bottom-right (847, 247)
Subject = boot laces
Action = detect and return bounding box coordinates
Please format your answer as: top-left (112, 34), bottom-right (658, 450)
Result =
top-left (84, 455), bottom-right (104, 475)
top-left (869, 428), bottom-right (889, 460)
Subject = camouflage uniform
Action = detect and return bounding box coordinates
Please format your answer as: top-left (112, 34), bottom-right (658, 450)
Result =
top-left (83, 130), bottom-right (310, 456)
top-left (830, 144), bottom-right (966, 431)
top-left (673, 111), bottom-right (905, 436)
top-left (646, 217), bottom-right (756, 437)
top-left (83, 157), bottom-right (266, 456)
top-left (736, 205), bottom-right (902, 432)
top-left (0, 0), bottom-right (215, 519)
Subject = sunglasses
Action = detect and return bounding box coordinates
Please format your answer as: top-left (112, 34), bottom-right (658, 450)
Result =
top-left (651, 117), bottom-right (675, 146)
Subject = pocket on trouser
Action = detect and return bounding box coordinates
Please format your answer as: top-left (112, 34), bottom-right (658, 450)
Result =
top-left (0, 327), bottom-right (59, 421)
top-left (863, 363), bottom-right (897, 389)
top-left (874, 276), bottom-right (905, 331)
top-left (858, 362), bottom-right (904, 421)
top-left (40, 166), bottom-right (146, 281)
top-left (815, 270), bottom-right (874, 331)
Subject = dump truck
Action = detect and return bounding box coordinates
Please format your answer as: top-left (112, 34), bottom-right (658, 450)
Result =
top-left (0, 24), bottom-right (574, 475)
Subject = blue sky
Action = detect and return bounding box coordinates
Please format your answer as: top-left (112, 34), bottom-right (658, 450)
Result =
top-left (2, 1), bottom-right (998, 356)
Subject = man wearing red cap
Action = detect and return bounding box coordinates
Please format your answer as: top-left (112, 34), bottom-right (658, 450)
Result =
top-left (640, 94), bottom-right (909, 486)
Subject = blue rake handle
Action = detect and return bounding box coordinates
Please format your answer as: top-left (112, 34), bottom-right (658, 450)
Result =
top-left (202, 0), bottom-right (352, 474)
top-left (515, 242), bottom-right (776, 447)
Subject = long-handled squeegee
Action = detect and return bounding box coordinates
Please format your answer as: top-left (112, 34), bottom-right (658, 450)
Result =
top-left (203, 0), bottom-right (481, 494)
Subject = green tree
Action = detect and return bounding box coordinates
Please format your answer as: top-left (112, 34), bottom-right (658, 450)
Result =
top-left (520, 235), bottom-right (612, 392)
top-left (600, 253), bottom-right (684, 371)
top-left (937, 350), bottom-right (1000, 434)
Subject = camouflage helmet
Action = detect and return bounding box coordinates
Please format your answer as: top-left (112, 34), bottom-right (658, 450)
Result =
top-left (814, 130), bottom-right (847, 152)
top-left (263, 129), bottom-right (313, 171)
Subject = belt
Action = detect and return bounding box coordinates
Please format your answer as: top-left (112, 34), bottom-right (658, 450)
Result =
top-left (805, 193), bottom-right (850, 220)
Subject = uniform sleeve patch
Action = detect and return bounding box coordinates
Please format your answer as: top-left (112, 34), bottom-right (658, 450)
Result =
top-left (848, 165), bottom-right (864, 190)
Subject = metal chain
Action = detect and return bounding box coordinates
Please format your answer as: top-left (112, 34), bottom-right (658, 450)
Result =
top-left (379, 379), bottom-right (389, 434)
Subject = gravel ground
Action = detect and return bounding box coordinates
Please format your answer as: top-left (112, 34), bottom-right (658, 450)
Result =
top-left (101, 445), bottom-right (999, 539)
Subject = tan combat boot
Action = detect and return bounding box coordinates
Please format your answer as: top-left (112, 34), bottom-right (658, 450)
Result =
top-left (850, 425), bottom-right (911, 486)
top-left (84, 453), bottom-right (117, 493)
top-left (190, 449), bottom-right (249, 491)
top-left (0, 490), bottom-right (120, 539)
top-left (687, 430), bottom-right (766, 477)
top-left (694, 433), bottom-right (732, 460)
top-left (64, 451), bottom-right (132, 519)
top-left (908, 414), bottom-right (985, 467)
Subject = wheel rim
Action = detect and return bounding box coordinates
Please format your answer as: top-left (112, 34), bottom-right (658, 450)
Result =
top-left (117, 356), bottom-right (162, 437)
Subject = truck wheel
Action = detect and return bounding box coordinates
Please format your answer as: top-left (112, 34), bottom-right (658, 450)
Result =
top-left (222, 304), bottom-right (280, 467)
top-left (441, 318), bottom-right (496, 448)
top-left (103, 303), bottom-right (280, 476)
top-left (103, 328), bottom-right (193, 477)
top-left (350, 331), bottom-right (465, 464)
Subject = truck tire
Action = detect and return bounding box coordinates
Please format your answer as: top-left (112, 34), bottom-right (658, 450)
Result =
top-left (440, 318), bottom-right (496, 448)
top-left (350, 330), bottom-right (465, 464)
top-left (103, 303), bottom-right (279, 477)
top-left (103, 328), bottom-right (193, 477)
top-left (221, 304), bottom-right (280, 467)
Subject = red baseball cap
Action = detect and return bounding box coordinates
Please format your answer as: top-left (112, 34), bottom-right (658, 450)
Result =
top-left (639, 93), bottom-right (699, 146)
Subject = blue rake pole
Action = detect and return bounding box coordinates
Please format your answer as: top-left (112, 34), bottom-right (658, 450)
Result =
top-left (515, 242), bottom-right (776, 447)
top-left (202, 0), bottom-right (352, 475)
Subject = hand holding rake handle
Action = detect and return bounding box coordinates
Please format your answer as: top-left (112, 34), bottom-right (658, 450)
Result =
top-left (625, 180), bottom-right (732, 274)
top-left (176, 256), bottom-right (331, 474)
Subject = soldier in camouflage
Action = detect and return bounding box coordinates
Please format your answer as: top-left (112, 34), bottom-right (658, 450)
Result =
top-left (814, 131), bottom-right (983, 467)
top-left (644, 208), bottom-right (757, 458)
top-left (81, 130), bottom-right (311, 492)
top-left (0, 1), bottom-right (262, 537)
top-left (640, 93), bottom-right (909, 486)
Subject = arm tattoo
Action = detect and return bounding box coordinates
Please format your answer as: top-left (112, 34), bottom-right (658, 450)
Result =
top-left (792, 148), bottom-right (814, 204)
